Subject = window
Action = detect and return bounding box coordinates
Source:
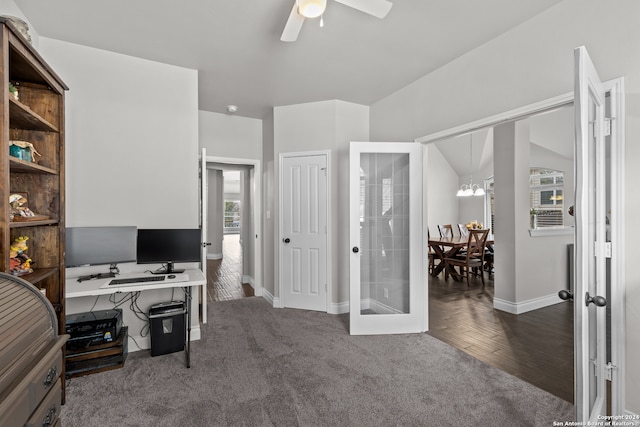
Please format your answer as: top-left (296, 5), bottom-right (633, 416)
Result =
top-left (530, 168), bottom-right (564, 228)
top-left (483, 177), bottom-right (495, 235)
top-left (224, 200), bottom-right (240, 233)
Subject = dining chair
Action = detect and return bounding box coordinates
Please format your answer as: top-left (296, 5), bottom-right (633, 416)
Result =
top-left (438, 224), bottom-right (453, 238)
top-left (457, 224), bottom-right (469, 237)
top-left (444, 229), bottom-right (490, 287)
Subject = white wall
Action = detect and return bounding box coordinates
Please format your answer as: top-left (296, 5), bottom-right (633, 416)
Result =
top-left (38, 38), bottom-right (201, 351)
top-left (369, 0), bottom-right (640, 414)
top-left (262, 113), bottom-right (275, 298)
top-left (199, 110), bottom-right (262, 159)
top-left (40, 39), bottom-right (199, 228)
top-left (273, 100), bottom-right (369, 310)
top-left (207, 169), bottom-right (223, 258)
top-left (425, 144), bottom-right (459, 235)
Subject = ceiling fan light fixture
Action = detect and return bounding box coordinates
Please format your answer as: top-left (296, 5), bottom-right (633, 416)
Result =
top-left (297, 0), bottom-right (327, 18)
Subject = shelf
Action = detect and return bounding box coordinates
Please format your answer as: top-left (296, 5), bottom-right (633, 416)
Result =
top-left (9, 157), bottom-right (58, 174)
top-left (2, 18), bottom-right (68, 406)
top-left (10, 218), bottom-right (59, 228)
top-left (9, 97), bottom-right (59, 132)
top-left (15, 267), bottom-right (58, 285)
top-left (65, 326), bottom-right (128, 379)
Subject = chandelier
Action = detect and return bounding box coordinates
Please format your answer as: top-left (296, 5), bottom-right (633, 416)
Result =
top-left (456, 133), bottom-right (485, 197)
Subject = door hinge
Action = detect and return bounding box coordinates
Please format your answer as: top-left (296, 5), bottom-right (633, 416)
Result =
top-left (592, 119), bottom-right (612, 137)
top-left (606, 361), bottom-right (617, 381)
top-left (594, 241), bottom-right (612, 258)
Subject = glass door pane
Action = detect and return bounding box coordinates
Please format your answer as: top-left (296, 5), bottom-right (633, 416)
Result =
top-left (359, 152), bottom-right (410, 315)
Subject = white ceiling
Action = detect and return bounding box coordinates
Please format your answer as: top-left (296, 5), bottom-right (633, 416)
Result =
top-left (434, 106), bottom-right (574, 178)
top-left (14, 0), bottom-right (563, 119)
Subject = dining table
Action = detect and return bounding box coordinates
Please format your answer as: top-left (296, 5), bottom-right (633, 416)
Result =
top-left (428, 234), bottom-right (494, 281)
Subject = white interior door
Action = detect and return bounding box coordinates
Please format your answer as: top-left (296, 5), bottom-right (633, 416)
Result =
top-left (574, 46), bottom-right (608, 422)
top-left (199, 147), bottom-right (208, 323)
top-left (281, 153), bottom-right (328, 311)
top-left (349, 142), bottom-right (425, 335)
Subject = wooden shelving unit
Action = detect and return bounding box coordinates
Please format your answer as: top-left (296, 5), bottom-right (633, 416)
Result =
top-left (0, 17), bottom-right (69, 395)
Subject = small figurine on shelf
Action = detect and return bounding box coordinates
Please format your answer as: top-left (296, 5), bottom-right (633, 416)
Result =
top-left (9, 140), bottom-right (41, 162)
top-left (9, 193), bottom-right (35, 221)
top-left (8, 81), bottom-right (18, 100)
top-left (10, 236), bottom-right (34, 276)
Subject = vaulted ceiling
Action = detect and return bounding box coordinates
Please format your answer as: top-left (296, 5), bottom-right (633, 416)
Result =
top-left (15, 0), bottom-right (563, 119)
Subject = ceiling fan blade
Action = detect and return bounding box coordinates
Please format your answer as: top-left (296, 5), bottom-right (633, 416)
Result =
top-left (333, 0), bottom-right (393, 18)
top-left (281, 1), bottom-right (306, 42)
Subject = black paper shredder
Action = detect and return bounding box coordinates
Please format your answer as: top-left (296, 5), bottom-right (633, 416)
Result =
top-left (149, 301), bottom-right (186, 357)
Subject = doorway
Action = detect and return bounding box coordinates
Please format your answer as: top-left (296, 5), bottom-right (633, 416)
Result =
top-left (426, 111), bottom-right (575, 402)
top-left (417, 78), bottom-right (625, 416)
top-left (203, 156), bottom-right (262, 302)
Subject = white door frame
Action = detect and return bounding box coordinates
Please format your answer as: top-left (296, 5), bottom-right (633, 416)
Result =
top-left (278, 150), bottom-right (332, 312)
top-left (349, 141), bottom-right (426, 335)
top-left (204, 155), bottom-right (263, 298)
top-left (415, 83), bottom-right (625, 416)
top-left (199, 148), bottom-right (209, 323)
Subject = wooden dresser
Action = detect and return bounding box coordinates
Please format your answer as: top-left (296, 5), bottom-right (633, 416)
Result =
top-left (0, 273), bottom-right (68, 427)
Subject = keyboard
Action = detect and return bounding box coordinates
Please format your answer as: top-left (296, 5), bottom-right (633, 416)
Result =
top-left (109, 276), bottom-right (165, 286)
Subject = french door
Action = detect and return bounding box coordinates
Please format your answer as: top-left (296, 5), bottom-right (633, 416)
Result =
top-left (349, 142), bottom-right (425, 335)
top-left (574, 46), bottom-right (609, 422)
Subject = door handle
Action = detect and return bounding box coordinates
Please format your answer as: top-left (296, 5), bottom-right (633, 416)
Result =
top-left (352, 247), bottom-right (359, 253)
top-left (558, 290), bottom-right (573, 301)
top-left (283, 238), bottom-right (290, 243)
top-left (585, 292), bottom-right (607, 307)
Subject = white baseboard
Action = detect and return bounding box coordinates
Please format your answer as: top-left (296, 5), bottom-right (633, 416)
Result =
top-left (321, 294), bottom-right (564, 316)
top-left (262, 287), bottom-right (277, 307)
top-left (329, 300), bottom-right (349, 314)
top-left (207, 253), bottom-right (222, 260)
top-left (369, 298), bottom-right (404, 314)
top-left (328, 300), bottom-right (408, 315)
top-left (493, 293), bottom-right (564, 314)
top-left (127, 326), bottom-right (201, 353)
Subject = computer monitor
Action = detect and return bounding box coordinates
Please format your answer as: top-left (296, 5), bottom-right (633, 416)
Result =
top-left (136, 229), bottom-right (201, 274)
top-left (66, 226), bottom-right (137, 268)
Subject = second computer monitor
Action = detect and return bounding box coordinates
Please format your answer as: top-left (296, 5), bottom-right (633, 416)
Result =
top-left (136, 228), bottom-right (201, 274)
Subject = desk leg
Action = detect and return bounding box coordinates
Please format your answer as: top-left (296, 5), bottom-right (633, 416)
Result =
top-left (185, 285), bottom-right (192, 368)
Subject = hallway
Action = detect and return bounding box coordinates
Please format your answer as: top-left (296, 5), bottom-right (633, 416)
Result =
top-left (206, 234), bottom-right (254, 302)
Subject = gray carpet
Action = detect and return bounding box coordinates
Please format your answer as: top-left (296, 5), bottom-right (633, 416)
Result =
top-left (61, 297), bottom-right (574, 426)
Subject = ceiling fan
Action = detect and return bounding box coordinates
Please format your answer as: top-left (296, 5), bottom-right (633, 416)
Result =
top-left (281, 0), bottom-right (393, 42)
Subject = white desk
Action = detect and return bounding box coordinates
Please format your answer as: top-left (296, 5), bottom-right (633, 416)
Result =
top-left (66, 269), bottom-right (206, 368)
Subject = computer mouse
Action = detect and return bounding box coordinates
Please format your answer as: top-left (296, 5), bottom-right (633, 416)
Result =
top-left (168, 274), bottom-right (176, 279)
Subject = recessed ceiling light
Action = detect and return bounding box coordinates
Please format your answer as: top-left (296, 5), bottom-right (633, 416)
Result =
top-left (227, 105), bottom-right (238, 113)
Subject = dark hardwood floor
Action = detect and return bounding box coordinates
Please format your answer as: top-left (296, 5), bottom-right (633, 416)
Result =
top-left (428, 273), bottom-right (574, 403)
top-left (206, 234), bottom-right (254, 302)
